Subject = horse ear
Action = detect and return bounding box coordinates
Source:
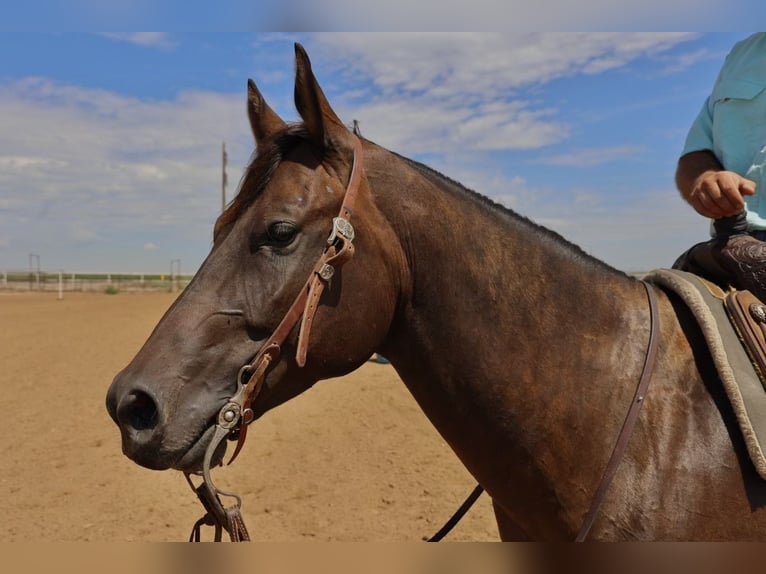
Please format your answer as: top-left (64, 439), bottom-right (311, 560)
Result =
top-left (293, 43), bottom-right (352, 159)
top-left (247, 78), bottom-right (287, 148)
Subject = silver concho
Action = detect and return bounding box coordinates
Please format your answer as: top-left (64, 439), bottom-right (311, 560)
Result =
top-left (218, 403), bottom-right (241, 428)
top-left (318, 263), bottom-right (335, 281)
top-left (328, 217), bottom-right (355, 245)
top-left (750, 303), bottom-right (766, 323)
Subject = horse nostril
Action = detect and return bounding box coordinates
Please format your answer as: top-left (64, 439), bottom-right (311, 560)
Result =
top-left (117, 389), bottom-right (160, 432)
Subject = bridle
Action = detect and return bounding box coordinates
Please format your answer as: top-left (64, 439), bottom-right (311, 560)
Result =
top-left (184, 134), bottom-right (364, 542)
top-left (181, 134), bottom-right (662, 542)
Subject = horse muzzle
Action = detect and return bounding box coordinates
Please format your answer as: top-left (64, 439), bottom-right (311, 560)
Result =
top-left (105, 378), bottom-right (171, 469)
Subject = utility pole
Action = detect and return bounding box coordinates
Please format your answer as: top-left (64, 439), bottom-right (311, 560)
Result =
top-left (28, 253), bottom-right (40, 291)
top-left (170, 259), bottom-right (181, 292)
top-left (222, 141), bottom-right (228, 213)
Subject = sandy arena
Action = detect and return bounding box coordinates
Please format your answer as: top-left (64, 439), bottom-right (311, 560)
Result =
top-left (0, 291), bottom-right (498, 541)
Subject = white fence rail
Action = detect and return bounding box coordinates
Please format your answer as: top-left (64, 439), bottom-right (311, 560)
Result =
top-left (0, 271), bottom-right (192, 293)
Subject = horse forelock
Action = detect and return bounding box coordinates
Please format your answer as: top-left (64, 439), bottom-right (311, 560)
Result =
top-left (213, 125), bottom-right (309, 245)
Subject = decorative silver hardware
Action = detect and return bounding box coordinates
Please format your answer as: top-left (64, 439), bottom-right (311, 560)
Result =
top-left (218, 403), bottom-right (240, 428)
top-left (750, 303), bottom-right (766, 323)
top-left (237, 364), bottom-right (253, 386)
top-left (318, 263), bottom-right (335, 281)
top-left (327, 217), bottom-right (354, 245)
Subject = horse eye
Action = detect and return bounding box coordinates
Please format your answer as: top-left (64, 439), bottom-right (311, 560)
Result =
top-left (266, 221), bottom-right (298, 245)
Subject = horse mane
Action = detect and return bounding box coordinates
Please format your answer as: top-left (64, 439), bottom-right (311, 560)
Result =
top-left (215, 126), bottom-right (628, 280)
top-left (388, 148), bottom-right (628, 279)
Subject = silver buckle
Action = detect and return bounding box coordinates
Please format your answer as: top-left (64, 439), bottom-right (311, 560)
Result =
top-left (318, 263), bottom-right (335, 281)
top-left (327, 217), bottom-right (354, 245)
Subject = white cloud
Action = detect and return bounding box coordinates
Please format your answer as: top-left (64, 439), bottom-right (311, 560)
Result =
top-left (316, 33), bottom-right (698, 95)
top-left (70, 225), bottom-right (100, 244)
top-left (534, 145), bottom-right (645, 167)
top-left (295, 2), bottom-right (717, 31)
top-left (0, 78), bottom-right (251, 216)
top-left (343, 98), bottom-right (568, 156)
top-left (97, 32), bottom-right (175, 49)
top-left (0, 33), bottom-right (710, 273)
top-left (0, 156), bottom-right (69, 170)
top-left (0, 77), bottom-right (255, 271)
top-left (311, 33), bottom-right (696, 158)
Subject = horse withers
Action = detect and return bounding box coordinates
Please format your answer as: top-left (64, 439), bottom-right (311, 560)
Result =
top-left (106, 44), bottom-right (766, 540)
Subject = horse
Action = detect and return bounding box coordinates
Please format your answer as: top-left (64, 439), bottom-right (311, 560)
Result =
top-left (105, 43), bottom-right (766, 541)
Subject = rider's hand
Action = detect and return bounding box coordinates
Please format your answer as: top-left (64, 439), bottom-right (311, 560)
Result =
top-left (687, 170), bottom-right (756, 219)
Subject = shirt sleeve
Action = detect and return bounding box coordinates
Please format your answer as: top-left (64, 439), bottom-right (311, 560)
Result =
top-left (680, 40), bottom-right (738, 158)
top-left (681, 96), bottom-right (714, 156)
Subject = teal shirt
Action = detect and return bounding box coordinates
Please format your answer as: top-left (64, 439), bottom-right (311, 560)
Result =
top-left (683, 32), bottom-right (766, 232)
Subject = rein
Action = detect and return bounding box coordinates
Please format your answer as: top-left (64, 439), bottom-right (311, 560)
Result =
top-left (575, 280), bottom-right (660, 541)
top-left (428, 282), bottom-right (659, 542)
top-left (184, 135), bottom-right (364, 542)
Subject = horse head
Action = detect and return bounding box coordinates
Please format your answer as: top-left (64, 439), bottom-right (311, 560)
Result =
top-left (105, 44), bottom-right (404, 473)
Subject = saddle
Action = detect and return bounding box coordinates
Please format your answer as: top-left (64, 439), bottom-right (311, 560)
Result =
top-left (645, 269), bottom-right (766, 479)
top-left (726, 289), bottom-right (766, 384)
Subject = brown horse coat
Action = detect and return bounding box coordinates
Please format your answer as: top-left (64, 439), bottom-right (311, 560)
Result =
top-left (106, 44), bottom-right (766, 540)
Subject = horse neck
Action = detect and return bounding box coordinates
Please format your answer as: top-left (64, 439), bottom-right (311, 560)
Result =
top-left (367, 147), bottom-right (650, 536)
top-left (370, 150), bottom-right (637, 364)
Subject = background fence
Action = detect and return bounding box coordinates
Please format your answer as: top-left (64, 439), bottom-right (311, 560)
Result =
top-left (0, 270), bottom-right (193, 293)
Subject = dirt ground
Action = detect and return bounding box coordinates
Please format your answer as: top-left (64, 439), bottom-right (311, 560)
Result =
top-left (0, 291), bottom-right (498, 542)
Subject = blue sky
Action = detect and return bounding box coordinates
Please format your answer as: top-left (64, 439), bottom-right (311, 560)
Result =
top-left (0, 32), bottom-right (758, 274)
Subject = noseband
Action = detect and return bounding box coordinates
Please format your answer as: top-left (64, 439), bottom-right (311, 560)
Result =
top-left (185, 135), bottom-right (364, 542)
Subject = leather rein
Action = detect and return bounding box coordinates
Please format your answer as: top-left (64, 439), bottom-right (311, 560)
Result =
top-left (575, 280), bottom-right (660, 541)
top-left (430, 282), bottom-right (660, 542)
top-left (184, 135), bottom-right (364, 542)
top-left (181, 134), bottom-right (662, 542)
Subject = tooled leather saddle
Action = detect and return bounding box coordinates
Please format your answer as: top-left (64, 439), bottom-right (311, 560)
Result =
top-left (672, 229), bottom-right (766, 389)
